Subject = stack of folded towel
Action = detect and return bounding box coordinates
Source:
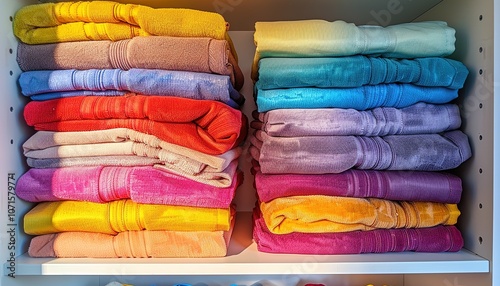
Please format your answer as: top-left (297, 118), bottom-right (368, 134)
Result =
top-left (250, 20), bottom-right (471, 254)
top-left (13, 1), bottom-right (248, 258)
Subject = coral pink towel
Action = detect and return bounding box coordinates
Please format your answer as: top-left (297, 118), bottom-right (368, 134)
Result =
top-left (16, 166), bottom-right (242, 208)
top-left (253, 210), bottom-right (463, 254)
top-left (23, 95), bottom-right (247, 155)
top-left (254, 169), bottom-right (462, 204)
top-left (29, 216), bottom-right (234, 258)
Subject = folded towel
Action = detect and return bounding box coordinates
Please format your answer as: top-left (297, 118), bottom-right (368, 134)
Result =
top-left (28, 90), bottom-right (127, 101)
top-left (255, 84), bottom-right (458, 112)
top-left (254, 169), bottom-right (462, 204)
top-left (24, 199), bottom-right (232, 235)
top-left (13, 1), bottom-right (236, 58)
top-left (16, 166), bottom-right (242, 208)
top-left (253, 210), bottom-right (463, 254)
top-left (252, 103), bottom-right (461, 137)
top-left (260, 195), bottom-right (460, 234)
top-left (256, 56), bottom-right (468, 89)
top-left (23, 95), bottom-right (247, 155)
top-left (27, 155), bottom-right (161, 168)
top-left (28, 218), bottom-right (234, 258)
top-left (22, 129), bottom-right (241, 186)
top-left (19, 69), bottom-right (244, 107)
top-left (16, 36), bottom-right (244, 90)
top-left (252, 20), bottom-right (455, 79)
top-left (250, 130), bottom-right (471, 173)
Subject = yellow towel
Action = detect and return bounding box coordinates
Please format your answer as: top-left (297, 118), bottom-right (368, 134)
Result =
top-left (260, 195), bottom-right (460, 234)
top-left (13, 1), bottom-right (236, 59)
top-left (24, 199), bottom-right (231, 235)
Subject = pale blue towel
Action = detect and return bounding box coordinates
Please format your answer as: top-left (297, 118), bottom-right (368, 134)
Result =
top-left (18, 69), bottom-right (244, 107)
top-left (256, 56), bottom-right (469, 90)
top-left (29, 90), bottom-right (126, 101)
top-left (256, 84), bottom-right (458, 112)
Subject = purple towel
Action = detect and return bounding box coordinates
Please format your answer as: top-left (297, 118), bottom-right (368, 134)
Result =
top-left (253, 209), bottom-right (463, 254)
top-left (254, 169), bottom-right (462, 204)
top-left (252, 102), bottom-right (461, 137)
top-left (250, 130), bottom-right (471, 173)
top-left (16, 166), bottom-right (242, 208)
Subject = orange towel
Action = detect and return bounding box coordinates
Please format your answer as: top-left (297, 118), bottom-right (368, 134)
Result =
top-left (28, 218), bottom-right (234, 258)
top-left (24, 199), bottom-right (232, 235)
top-left (260, 195), bottom-right (460, 234)
top-left (23, 95), bottom-right (248, 155)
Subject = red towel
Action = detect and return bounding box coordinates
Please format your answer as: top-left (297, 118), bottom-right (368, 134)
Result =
top-left (24, 95), bottom-right (248, 155)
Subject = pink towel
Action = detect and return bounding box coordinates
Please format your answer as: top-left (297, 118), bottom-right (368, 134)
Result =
top-left (16, 166), bottom-right (242, 208)
top-left (253, 209), bottom-right (463, 254)
top-left (254, 169), bottom-right (462, 204)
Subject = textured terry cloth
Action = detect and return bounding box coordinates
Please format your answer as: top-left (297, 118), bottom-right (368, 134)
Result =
top-left (252, 20), bottom-right (455, 79)
top-left (256, 56), bottom-right (468, 90)
top-left (28, 215), bottom-right (234, 258)
top-left (29, 90), bottom-right (127, 100)
top-left (260, 195), bottom-right (460, 234)
top-left (252, 103), bottom-right (461, 137)
top-left (16, 36), bottom-right (244, 90)
top-left (255, 84), bottom-right (458, 113)
top-left (250, 130), bottom-right (471, 174)
top-left (19, 69), bottom-right (244, 107)
top-left (22, 129), bottom-right (242, 187)
top-left (254, 169), bottom-right (462, 204)
top-left (24, 199), bottom-right (232, 235)
top-left (27, 156), bottom-right (162, 168)
top-left (253, 210), bottom-right (463, 254)
top-left (23, 95), bottom-right (247, 155)
top-left (16, 166), bottom-right (242, 208)
top-left (12, 1), bottom-right (237, 59)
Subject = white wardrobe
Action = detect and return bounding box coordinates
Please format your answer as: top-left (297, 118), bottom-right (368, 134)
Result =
top-left (1, 0), bottom-right (498, 285)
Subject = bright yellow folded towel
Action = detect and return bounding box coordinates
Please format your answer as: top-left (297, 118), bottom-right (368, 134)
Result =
top-left (24, 199), bottom-right (231, 235)
top-left (13, 1), bottom-right (235, 56)
top-left (260, 195), bottom-right (460, 234)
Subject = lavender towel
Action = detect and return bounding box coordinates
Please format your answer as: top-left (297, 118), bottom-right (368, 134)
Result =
top-left (250, 130), bottom-right (471, 174)
top-left (16, 166), bottom-right (241, 208)
top-left (253, 210), bottom-right (463, 254)
top-left (256, 56), bottom-right (468, 90)
top-left (253, 102), bottom-right (461, 137)
top-left (27, 156), bottom-right (161, 168)
top-left (18, 69), bottom-right (244, 107)
top-left (29, 90), bottom-right (126, 101)
top-left (255, 169), bottom-right (462, 204)
top-left (255, 84), bottom-right (458, 112)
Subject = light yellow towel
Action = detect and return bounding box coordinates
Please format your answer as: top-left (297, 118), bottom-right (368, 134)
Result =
top-left (24, 199), bottom-right (231, 235)
top-left (260, 195), bottom-right (460, 234)
top-left (13, 1), bottom-right (236, 58)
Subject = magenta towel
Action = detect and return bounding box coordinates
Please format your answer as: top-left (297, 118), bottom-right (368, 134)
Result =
top-left (253, 210), bottom-right (464, 254)
top-left (254, 169), bottom-right (462, 204)
top-left (250, 130), bottom-right (471, 173)
top-left (252, 102), bottom-right (461, 137)
top-left (16, 166), bottom-right (242, 208)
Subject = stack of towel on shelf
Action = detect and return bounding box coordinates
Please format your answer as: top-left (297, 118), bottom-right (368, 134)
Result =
top-left (250, 20), bottom-right (471, 254)
top-left (13, 1), bottom-right (248, 258)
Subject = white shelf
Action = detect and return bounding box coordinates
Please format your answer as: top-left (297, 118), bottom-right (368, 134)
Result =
top-left (12, 212), bottom-right (489, 276)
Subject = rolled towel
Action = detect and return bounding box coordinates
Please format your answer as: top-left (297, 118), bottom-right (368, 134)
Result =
top-left (16, 36), bottom-right (244, 90)
top-left (23, 95), bottom-right (248, 155)
top-left (28, 218), bottom-right (234, 258)
top-left (256, 56), bottom-right (468, 89)
top-left (253, 209), bottom-right (463, 254)
top-left (252, 102), bottom-right (461, 137)
top-left (255, 84), bottom-right (458, 112)
top-left (252, 20), bottom-right (455, 78)
top-left (250, 130), bottom-right (471, 173)
top-left (19, 69), bottom-right (244, 107)
top-left (13, 1), bottom-right (237, 59)
top-left (24, 199), bottom-right (233, 235)
top-left (16, 165), bottom-right (242, 208)
top-left (254, 169), bottom-right (462, 204)
top-left (260, 195), bottom-right (460, 234)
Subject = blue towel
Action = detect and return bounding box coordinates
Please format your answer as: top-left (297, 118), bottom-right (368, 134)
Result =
top-left (29, 90), bottom-right (126, 101)
top-left (256, 84), bottom-right (459, 112)
top-left (256, 56), bottom-right (469, 90)
top-left (18, 69), bottom-right (244, 107)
